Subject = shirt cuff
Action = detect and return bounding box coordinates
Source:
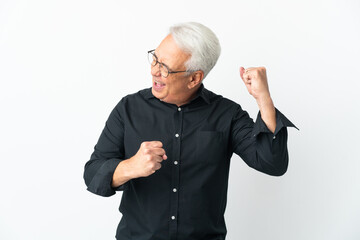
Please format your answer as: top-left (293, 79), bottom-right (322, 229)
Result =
top-left (86, 158), bottom-right (126, 197)
top-left (252, 107), bottom-right (299, 137)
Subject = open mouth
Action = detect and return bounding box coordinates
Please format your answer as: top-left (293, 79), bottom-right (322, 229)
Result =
top-left (153, 80), bottom-right (166, 91)
top-left (154, 80), bottom-right (165, 87)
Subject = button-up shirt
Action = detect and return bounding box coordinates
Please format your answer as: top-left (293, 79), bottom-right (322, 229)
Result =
top-left (83, 84), bottom-right (298, 240)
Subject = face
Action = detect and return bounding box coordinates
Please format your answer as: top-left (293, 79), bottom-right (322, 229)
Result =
top-left (151, 34), bottom-right (200, 106)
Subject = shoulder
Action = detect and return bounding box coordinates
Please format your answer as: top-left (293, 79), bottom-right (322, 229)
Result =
top-left (203, 86), bottom-right (240, 109)
top-left (125, 87), bottom-right (151, 101)
top-left (114, 87), bottom-right (152, 109)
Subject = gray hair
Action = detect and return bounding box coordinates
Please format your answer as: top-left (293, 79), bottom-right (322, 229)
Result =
top-left (169, 22), bottom-right (221, 80)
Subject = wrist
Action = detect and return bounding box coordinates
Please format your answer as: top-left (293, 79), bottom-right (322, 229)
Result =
top-left (120, 158), bottom-right (137, 180)
top-left (112, 158), bottom-right (135, 188)
top-left (256, 94), bottom-right (273, 108)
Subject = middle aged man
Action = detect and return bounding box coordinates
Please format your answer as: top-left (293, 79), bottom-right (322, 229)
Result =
top-left (84, 22), bottom-right (298, 240)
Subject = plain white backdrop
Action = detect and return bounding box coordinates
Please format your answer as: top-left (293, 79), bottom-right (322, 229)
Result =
top-left (1, 0), bottom-right (359, 239)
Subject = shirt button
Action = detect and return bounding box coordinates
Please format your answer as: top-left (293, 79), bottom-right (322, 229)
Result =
top-left (178, 107), bottom-right (181, 111)
top-left (175, 133), bottom-right (179, 138)
top-left (171, 216), bottom-right (176, 220)
top-left (173, 188), bottom-right (177, 192)
top-left (273, 135), bottom-right (276, 139)
top-left (174, 161), bottom-right (178, 165)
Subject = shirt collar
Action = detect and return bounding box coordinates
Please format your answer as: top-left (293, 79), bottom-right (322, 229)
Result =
top-left (142, 83), bottom-right (211, 105)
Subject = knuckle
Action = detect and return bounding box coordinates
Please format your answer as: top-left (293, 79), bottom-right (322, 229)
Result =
top-left (155, 141), bottom-right (163, 147)
top-left (151, 162), bottom-right (157, 169)
top-left (147, 167), bottom-right (154, 175)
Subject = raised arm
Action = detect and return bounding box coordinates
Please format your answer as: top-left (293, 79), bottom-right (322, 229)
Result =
top-left (231, 66), bottom-right (299, 176)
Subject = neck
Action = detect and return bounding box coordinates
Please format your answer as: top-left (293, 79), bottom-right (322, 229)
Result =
top-left (175, 85), bottom-right (201, 107)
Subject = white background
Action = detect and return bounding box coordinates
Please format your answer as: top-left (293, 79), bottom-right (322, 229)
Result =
top-left (1, 0), bottom-right (359, 239)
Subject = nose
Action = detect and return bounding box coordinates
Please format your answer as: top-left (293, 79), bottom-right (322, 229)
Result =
top-left (151, 64), bottom-right (161, 77)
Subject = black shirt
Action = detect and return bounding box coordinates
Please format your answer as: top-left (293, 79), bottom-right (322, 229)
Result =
top-left (83, 84), bottom-right (298, 240)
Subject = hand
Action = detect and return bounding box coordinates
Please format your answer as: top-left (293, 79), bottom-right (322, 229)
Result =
top-left (128, 141), bottom-right (167, 178)
top-left (239, 66), bottom-right (270, 100)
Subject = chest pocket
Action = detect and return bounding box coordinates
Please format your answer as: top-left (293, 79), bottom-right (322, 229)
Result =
top-left (195, 131), bottom-right (226, 165)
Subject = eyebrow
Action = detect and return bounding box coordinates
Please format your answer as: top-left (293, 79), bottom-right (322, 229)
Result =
top-left (153, 51), bottom-right (172, 71)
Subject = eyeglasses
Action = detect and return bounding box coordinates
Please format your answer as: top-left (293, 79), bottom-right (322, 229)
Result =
top-left (147, 49), bottom-right (189, 78)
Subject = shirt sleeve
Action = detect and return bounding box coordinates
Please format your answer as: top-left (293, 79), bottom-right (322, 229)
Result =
top-left (83, 99), bottom-right (127, 197)
top-left (231, 105), bottom-right (299, 176)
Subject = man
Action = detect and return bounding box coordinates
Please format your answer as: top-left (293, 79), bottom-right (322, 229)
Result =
top-left (83, 22), bottom-right (298, 240)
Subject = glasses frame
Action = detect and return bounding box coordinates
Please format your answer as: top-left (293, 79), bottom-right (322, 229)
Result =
top-left (147, 49), bottom-right (190, 78)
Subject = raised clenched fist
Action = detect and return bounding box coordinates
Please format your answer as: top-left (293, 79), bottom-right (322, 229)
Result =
top-left (128, 141), bottom-right (168, 178)
top-left (239, 66), bottom-right (271, 100)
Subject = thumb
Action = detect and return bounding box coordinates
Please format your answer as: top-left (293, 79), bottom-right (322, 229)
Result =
top-left (239, 66), bottom-right (245, 80)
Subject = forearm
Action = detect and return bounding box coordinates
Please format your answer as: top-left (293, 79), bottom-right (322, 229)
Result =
top-left (111, 158), bottom-right (135, 188)
top-left (256, 94), bottom-right (276, 133)
top-left (256, 126), bottom-right (289, 176)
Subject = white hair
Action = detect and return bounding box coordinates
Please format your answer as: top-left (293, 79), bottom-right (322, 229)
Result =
top-left (169, 22), bottom-right (221, 80)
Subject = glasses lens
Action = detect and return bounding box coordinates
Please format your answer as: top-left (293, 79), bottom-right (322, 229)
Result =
top-left (159, 64), bottom-right (169, 78)
top-left (148, 52), bottom-right (156, 66)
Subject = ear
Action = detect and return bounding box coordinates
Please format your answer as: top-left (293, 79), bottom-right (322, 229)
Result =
top-left (187, 71), bottom-right (204, 89)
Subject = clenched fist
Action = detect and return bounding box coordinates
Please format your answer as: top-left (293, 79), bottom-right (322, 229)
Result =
top-left (239, 66), bottom-right (270, 100)
top-left (128, 141), bottom-right (168, 178)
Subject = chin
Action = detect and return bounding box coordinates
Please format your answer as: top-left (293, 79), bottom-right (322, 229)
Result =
top-left (152, 88), bottom-right (165, 99)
